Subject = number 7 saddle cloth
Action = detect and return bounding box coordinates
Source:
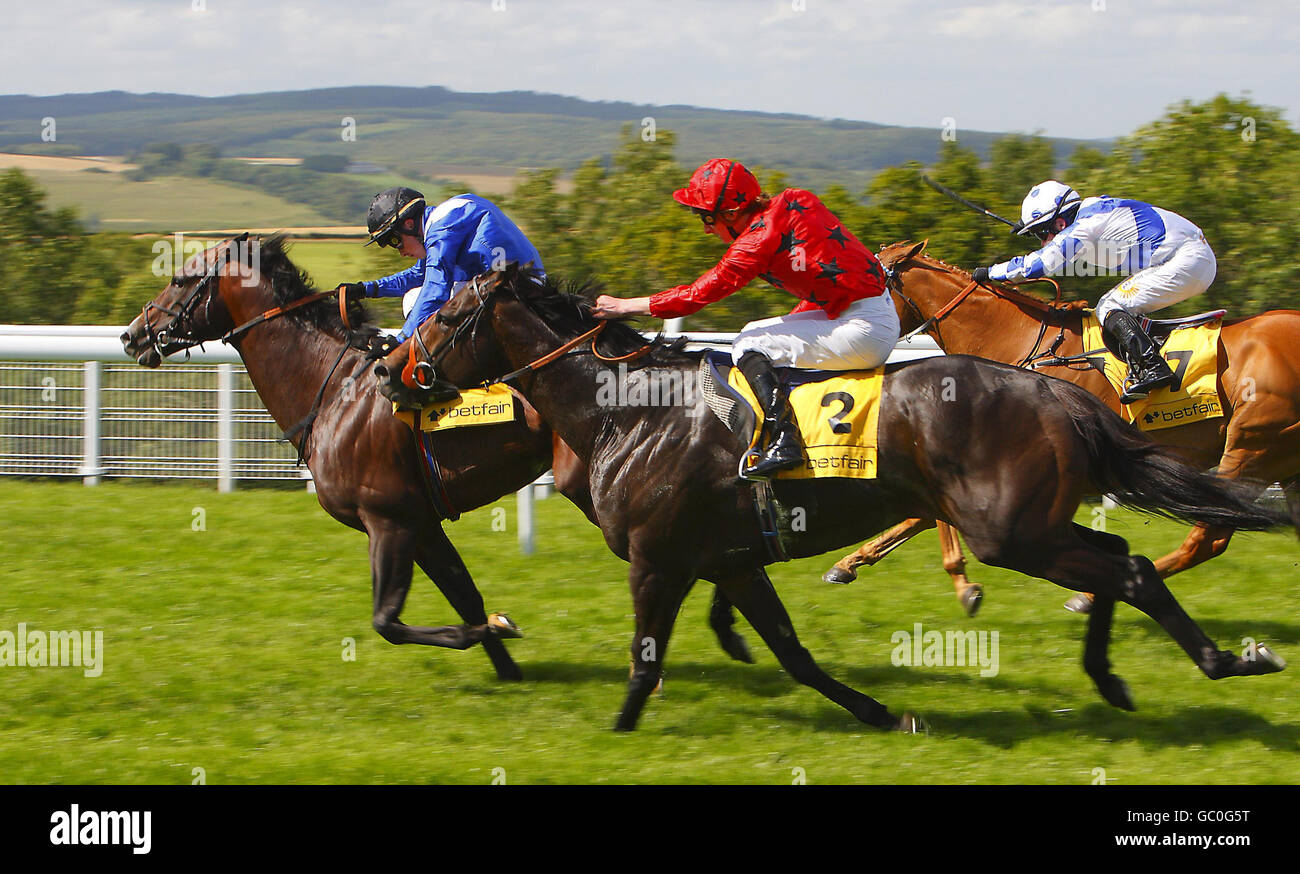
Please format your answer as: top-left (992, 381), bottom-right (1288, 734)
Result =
top-left (698, 351), bottom-right (884, 480)
top-left (1079, 311), bottom-right (1225, 431)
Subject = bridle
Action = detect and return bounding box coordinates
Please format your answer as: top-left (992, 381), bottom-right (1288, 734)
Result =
top-left (138, 233), bottom-right (350, 358)
top-left (399, 271), bottom-right (652, 394)
top-left (140, 233), bottom-right (248, 359)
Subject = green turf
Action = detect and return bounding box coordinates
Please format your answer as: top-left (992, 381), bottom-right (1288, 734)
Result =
top-left (2, 479), bottom-right (1296, 784)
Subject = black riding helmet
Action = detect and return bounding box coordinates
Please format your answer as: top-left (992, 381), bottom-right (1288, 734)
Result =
top-left (366, 187), bottom-right (426, 248)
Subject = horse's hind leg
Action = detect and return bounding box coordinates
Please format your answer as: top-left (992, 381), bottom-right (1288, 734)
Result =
top-left (823, 517), bottom-right (935, 583)
top-left (714, 568), bottom-right (920, 732)
top-left (1074, 525), bottom-right (1134, 710)
top-left (980, 525), bottom-right (1284, 710)
top-left (708, 589), bottom-right (754, 664)
top-left (937, 522), bottom-right (983, 617)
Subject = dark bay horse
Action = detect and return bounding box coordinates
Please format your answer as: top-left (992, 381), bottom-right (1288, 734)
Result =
top-left (120, 235), bottom-right (765, 683)
top-left (377, 264), bottom-right (1288, 732)
top-left (828, 241), bottom-right (1300, 609)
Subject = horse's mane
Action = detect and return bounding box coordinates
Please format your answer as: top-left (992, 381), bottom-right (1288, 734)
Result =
top-left (881, 240), bottom-right (1089, 319)
top-left (257, 233), bottom-right (370, 339)
top-left (504, 268), bottom-right (696, 367)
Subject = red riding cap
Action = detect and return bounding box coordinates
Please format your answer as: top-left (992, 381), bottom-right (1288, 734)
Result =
top-left (672, 159), bottom-right (762, 214)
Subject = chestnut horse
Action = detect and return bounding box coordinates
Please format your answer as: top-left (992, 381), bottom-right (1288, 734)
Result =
top-left (119, 235), bottom-right (755, 683)
top-left (378, 264), bottom-right (1287, 732)
top-left (828, 241), bottom-right (1300, 610)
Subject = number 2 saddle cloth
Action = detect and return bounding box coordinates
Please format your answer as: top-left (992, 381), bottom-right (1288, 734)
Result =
top-left (698, 351), bottom-right (884, 480)
top-left (1079, 310), bottom-right (1226, 431)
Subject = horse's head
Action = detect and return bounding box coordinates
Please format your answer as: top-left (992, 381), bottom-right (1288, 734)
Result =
top-left (373, 265), bottom-right (523, 407)
top-left (875, 239), bottom-right (977, 337)
top-left (121, 234), bottom-right (257, 367)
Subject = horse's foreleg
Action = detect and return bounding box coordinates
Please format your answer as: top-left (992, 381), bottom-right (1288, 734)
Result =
top-left (411, 523), bottom-right (523, 681)
top-left (714, 568), bottom-right (920, 732)
top-left (615, 561), bottom-right (692, 732)
top-left (937, 522), bottom-right (982, 617)
top-left (823, 517), bottom-right (935, 583)
top-left (366, 521), bottom-right (474, 648)
top-left (708, 589), bottom-right (754, 664)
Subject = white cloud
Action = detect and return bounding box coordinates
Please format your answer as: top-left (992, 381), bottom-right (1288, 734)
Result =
top-left (0, 0), bottom-right (1295, 139)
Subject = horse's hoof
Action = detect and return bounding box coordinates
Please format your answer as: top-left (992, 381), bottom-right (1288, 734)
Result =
top-left (1254, 644), bottom-right (1287, 673)
top-left (1098, 674), bottom-right (1136, 711)
top-left (895, 712), bottom-right (927, 734)
top-left (1064, 593), bottom-right (1094, 614)
top-left (487, 613), bottom-right (523, 639)
top-left (823, 565), bottom-right (857, 584)
top-left (721, 632), bottom-right (755, 664)
top-left (960, 585), bottom-right (983, 617)
top-left (495, 663), bottom-right (524, 682)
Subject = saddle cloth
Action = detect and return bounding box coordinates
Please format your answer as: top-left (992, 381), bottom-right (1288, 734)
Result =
top-left (1080, 310), bottom-right (1225, 431)
top-left (392, 384), bottom-right (517, 431)
top-left (391, 384), bottom-right (519, 521)
top-left (699, 351), bottom-right (884, 480)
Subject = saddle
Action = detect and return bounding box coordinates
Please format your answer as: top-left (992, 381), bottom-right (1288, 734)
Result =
top-left (698, 351), bottom-right (886, 481)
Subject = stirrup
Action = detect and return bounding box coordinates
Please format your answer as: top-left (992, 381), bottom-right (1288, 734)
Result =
top-left (742, 427), bottom-right (804, 479)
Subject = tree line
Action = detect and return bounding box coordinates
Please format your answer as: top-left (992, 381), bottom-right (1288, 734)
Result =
top-left (1, 94), bottom-right (1295, 329)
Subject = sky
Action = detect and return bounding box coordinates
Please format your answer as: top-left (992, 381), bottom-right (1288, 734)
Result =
top-left (2, 0), bottom-right (1295, 139)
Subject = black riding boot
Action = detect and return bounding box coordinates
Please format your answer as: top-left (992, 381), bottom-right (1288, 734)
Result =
top-left (737, 351), bottom-right (805, 478)
top-left (1103, 310), bottom-right (1175, 403)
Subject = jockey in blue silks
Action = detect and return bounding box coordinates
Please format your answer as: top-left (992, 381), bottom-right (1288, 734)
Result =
top-left (340, 187), bottom-right (544, 350)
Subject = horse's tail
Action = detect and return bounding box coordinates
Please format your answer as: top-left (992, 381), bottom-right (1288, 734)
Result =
top-left (1045, 379), bottom-right (1289, 531)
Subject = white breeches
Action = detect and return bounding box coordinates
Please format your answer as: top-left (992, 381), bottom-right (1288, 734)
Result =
top-left (1095, 237), bottom-right (1217, 323)
top-left (731, 292), bottom-right (901, 370)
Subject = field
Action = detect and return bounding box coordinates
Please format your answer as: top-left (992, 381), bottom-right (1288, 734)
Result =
top-left (2, 479), bottom-right (1297, 785)
top-left (26, 169), bottom-right (335, 231)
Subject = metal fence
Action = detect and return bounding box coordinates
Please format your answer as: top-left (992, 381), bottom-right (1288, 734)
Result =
top-left (0, 325), bottom-right (943, 495)
top-left (0, 359), bottom-right (306, 487)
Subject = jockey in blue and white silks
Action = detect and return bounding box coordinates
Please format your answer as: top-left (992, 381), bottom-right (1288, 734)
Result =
top-left (973, 181), bottom-right (1217, 403)
top-left (356, 187), bottom-right (544, 343)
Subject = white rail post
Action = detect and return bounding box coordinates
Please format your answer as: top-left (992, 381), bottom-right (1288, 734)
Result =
top-left (217, 363), bottom-right (233, 493)
top-left (664, 317), bottom-right (684, 334)
top-left (79, 360), bottom-right (104, 486)
top-left (517, 484), bottom-right (534, 555)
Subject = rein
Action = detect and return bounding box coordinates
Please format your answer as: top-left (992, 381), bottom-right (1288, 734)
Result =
top-left (400, 275), bottom-right (653, 392)
top-left (894, 261), bottom-right (1067, 367)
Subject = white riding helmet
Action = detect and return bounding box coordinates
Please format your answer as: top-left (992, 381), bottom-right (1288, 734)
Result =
top-left (1016, 180), bottom-right (1082, 236)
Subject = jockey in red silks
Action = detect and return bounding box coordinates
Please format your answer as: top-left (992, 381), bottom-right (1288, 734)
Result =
top-left (592, 158), bottom-right (899, 478)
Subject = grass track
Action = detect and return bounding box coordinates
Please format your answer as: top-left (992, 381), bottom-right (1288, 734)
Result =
top-left (1, 479), bottom-right (1297, 784)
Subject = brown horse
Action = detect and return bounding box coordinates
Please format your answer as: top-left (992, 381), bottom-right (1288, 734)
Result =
top-left (827, 241), bottom-right (1300, 608)
top-left (118, 236), bottom-right (757, 680)
top-left (377, 264), bottom-right (1287, 732)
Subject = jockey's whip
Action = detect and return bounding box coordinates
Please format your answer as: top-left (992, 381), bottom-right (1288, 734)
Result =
top-left (921, 175), bottom-right (1018, 229)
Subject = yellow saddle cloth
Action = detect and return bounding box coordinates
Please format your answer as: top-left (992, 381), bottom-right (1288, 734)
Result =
top-left (1080, 313), bottom-right (1224, 431)
top-left (725, 366), bottom-right (884, 479)
top-left (392, 384), bottom-right (517, 431)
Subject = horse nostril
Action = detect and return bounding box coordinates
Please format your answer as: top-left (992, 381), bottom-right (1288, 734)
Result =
top-left (120, 330), bottom-right (132, 345)
top-left (373, 363), bottom-right (389, 381)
